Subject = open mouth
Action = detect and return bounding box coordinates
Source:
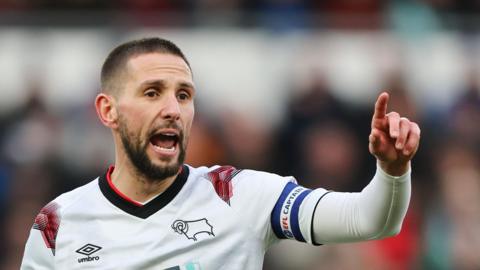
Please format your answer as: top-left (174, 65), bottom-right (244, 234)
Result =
top-left (149, 131), bottom-right (180, 153)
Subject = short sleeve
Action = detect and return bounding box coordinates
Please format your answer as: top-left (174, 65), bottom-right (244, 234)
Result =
top-left (205, 166), bottom-right (295, 248)
top-left (21, 202), bottom-right (60, 269)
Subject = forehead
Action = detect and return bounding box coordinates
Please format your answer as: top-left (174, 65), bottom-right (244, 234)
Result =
top-left (126, 53), bottom-right (193, 82)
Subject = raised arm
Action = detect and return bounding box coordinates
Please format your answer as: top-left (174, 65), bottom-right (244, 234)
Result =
top-left (369, 92), bottom-right (420, 176)
top-left (308, 92), bottom-right (420, 244)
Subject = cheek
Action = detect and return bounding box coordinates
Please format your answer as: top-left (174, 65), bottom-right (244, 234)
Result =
top-left (182, 107), bottom-right (195, 137)
top-left (118, 103), bottom-right (150, 135)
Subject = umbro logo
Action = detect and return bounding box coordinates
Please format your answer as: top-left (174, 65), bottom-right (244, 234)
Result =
top-left (76, 244), bottom-right (102, 263)
top-left (76, 244), bottom-right (102, 255)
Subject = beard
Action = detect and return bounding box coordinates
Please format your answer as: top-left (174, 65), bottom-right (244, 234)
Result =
top-left (118, 117), bottom-right (186, 182)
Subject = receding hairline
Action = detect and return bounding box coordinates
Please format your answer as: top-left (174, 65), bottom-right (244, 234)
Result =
top-left (102, 52), bottom-right (193, 96)
top-left (100, 38), bottom-right (192, 95)
top-left (125, 52), bottom-right (192, 74)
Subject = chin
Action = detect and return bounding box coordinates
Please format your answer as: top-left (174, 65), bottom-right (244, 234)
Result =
top-left (152, 156), bottom-right (182, 169)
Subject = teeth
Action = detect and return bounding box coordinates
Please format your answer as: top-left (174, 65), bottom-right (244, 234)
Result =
top-left (153, 145), bottom-right (175, 152)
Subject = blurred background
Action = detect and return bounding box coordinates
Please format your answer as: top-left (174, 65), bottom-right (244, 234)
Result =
top-left (1, 0), bottom-right (480, 269)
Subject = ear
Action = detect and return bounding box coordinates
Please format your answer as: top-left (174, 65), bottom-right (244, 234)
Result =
top-left (95, 93), bottom-right (119, 129)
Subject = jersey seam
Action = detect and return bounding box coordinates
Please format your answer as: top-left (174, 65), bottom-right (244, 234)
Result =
top-left (372, 178), bottom-right (398, 239)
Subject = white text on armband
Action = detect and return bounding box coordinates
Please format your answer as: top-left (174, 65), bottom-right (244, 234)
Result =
top-left (271, 182), bottom-right (312, 242)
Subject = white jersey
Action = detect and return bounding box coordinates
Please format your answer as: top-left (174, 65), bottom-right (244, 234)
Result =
top-left (21, 165), bottom-right (328, 270)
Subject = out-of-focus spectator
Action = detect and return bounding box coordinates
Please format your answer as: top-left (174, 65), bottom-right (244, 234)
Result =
top-left (56, 100), bottom-right (113, 188)
top-left (118, 0), bottom-right (191, 26)
top-left (192, 0), bottom-right (243, 26)
top-left (312, 0), bottom-right (386, 29)
top-left (275, 73), bottom-right (352, 178)
top-left (0, 164), bottom-right (55, 269)
top-left (31, 0), bottom-right (113, 10)
top-left (0, 163), bottom-right (9, 206)
top-left (265, 240), bottom-right (368, 270)
top-left (0, 78), bottom-right (61, 164)
top-left (274, 72), bottom-right (372, 190)
top-left (388, 0), bottom-right (440, 37)
top-left (0, 85), bottom-right (61, 268)
top-left (186, 114), bottom-right (227, 168)
top-left (299, 120), bottom-right (360, 190)
top-left (1, 96), bottom-right (59, 165)
top-left (354, 211), bottom-right (421, 270)
top-left (383, 71), bottom-right (419, 120)
top-left (448, 72), bottom-right (480, 150)
top-left (119, 0), bottom-right (188, 12)
top-left (0, 0), bottom-right (31, 10)
top-left (220, 110), bottom-right (275, 171)
top-left (1, 199), bottom-right (41, 269)
top-left (423, 142), bottom-right (480, 270)
top-left (244, 0), bottom-right (309, 30)
top-left (426, 0), bottom-right (480, 14)
top-left (194, 0), bottom-right (242, 13)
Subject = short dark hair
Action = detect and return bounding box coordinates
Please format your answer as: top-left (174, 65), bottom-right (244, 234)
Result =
top-left (101, 37), bottom-right (191, 94)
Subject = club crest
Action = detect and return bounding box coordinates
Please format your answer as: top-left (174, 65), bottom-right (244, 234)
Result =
top-left (171, 218), bottom-right (215, 241)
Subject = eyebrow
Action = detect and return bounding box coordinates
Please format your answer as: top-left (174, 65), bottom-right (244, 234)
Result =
top-left (140, 79), bottom-right (167, 89)
top-left (139, 79), bottom-right (195, 91)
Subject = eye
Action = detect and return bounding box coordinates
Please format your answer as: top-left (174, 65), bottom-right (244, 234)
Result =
top-left (145, 89), bottom-right (159, 98)
top-left (177, 91), bottom-right (191, 101)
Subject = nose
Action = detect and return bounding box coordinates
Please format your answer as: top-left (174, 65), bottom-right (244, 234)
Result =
top-left (161, 93), bottom-right (181, 121)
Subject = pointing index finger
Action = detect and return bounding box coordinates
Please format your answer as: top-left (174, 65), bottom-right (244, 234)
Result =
top-left (373, 92), bottom-right (389, 120)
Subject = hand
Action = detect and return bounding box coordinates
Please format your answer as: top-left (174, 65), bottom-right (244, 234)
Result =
top-left (369, 92), bottom-right (421, 176)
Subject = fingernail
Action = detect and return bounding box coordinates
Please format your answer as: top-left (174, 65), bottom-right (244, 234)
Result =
top-left (396, 142), bottom-right (402, 148)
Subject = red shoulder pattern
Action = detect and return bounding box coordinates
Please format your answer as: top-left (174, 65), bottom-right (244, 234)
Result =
top-left (207, 166), bottom-right (242, 205)
top-left (33, 202), bottom-right (60, 255)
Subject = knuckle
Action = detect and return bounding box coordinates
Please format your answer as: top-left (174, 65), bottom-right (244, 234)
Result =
top-left (411, 122), bottom-right (421, 135)
top-left (400, 118), bottom-right (410, 127)
top-left (388, 112), bottom-right (400, 118)
top-left (406, 139), bottom-right (415, 147)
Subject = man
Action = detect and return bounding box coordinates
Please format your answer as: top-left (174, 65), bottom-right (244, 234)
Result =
top-left (21, 38), bottom-right (420, 270)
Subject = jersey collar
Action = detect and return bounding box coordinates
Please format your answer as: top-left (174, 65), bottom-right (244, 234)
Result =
top-left (98, 165), bottom-right (189, 219)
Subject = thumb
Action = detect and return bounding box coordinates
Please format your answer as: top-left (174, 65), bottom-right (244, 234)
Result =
top-left (369, 128), bottom-right (389, 158)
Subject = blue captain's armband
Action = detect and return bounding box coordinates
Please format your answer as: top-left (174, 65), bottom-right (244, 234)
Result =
top-left (270, 182), bottom-right (312, 242)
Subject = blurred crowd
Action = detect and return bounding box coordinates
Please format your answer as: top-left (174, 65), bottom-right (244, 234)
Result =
top-left (263, 70), bottom-right (480, 270)
top-left (1, 0), bottom-right (480, 30)
top-left (1, 0), bottom-right (480, 14)
top-left (1, 1), bottom-right (480, 270)
top-left (1, 66), bottom-right (480, 269)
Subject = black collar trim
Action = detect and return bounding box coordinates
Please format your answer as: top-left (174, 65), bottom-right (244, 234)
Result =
top-left (98, 165), bottom-right (189, 219)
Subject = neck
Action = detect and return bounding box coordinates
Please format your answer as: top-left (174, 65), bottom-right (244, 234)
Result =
top-left (110, 159), bottom-right (180, 204)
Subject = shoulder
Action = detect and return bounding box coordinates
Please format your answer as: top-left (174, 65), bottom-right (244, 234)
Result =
top-left (40, 178), bottom-right (99, 216)
top-left (188, 164), bottom-right (295, 185)
top-left (30, 178), bottom-right (99, 253)
top-left (187, 164), bottom-right (295, 205)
